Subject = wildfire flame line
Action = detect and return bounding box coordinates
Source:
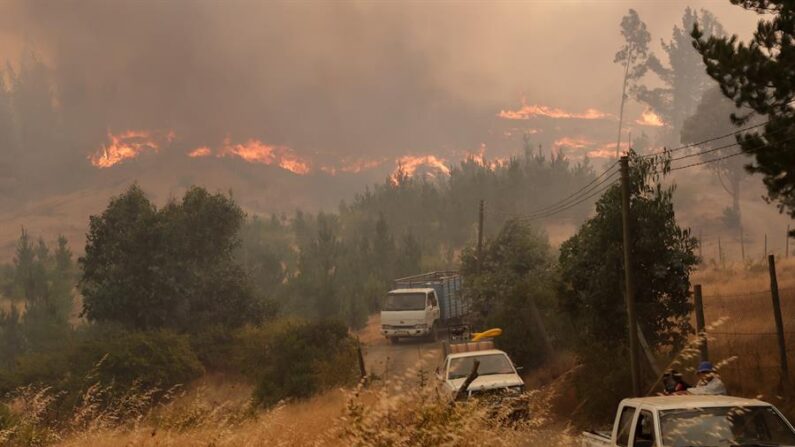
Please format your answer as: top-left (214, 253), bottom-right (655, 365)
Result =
top-left (498, 98), bottom-right (610, 121)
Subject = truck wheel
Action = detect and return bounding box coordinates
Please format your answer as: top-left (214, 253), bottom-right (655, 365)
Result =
top-left (389, 336), bottom-right (400, 344)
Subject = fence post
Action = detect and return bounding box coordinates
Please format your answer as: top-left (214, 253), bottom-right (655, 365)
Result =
top-left (718, 237), bottom-right (724, 269)
top-left (787, 225), bottom-right (790, 259)
top-left (765, 233), bottom-right (768, 259)
top-left (768, 255), bottom-right (789, 382)
top-left (694, 284), bottom-right (708, 362)
top-left (356, 338), bottom-right (367, 382)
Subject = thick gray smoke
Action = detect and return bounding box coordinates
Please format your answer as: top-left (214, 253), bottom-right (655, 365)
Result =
top-left (1, 1), bottom-right (758, 162)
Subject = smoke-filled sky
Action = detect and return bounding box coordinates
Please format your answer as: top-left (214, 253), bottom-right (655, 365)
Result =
top-left (0, 0), bottom-right (761, 174)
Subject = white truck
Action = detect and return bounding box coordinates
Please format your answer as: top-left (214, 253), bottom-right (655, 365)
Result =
top-left (380, 272), bottom-right (464, 343)
top-left (436, 348), bottom-right (525, 399)
top-left (582, 395), bottom-right (795, 447)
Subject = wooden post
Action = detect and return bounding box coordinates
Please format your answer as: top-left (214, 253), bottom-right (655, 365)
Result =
top-left (768, 255), bottom-right (789, 380)
top-left (620, 156), bottom-right (641, 397)
top-left (356, 338), bottom-right (367, 381)
top-left (477, 200), bottom-right (484, 273)
top-left (740, 226), bottom-right (745, 262)
top-left (694, 285), bottom-right (708, 362)
top-left (718, 237), bottom-right (724, 269)
top-left (786, 224), bottom-right (790, 259)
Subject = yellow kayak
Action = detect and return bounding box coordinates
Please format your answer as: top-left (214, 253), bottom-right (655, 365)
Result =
top-left (471, 328), bottom-right (502, 341)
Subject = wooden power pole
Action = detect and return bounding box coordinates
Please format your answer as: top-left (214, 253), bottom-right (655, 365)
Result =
top-left (693, 285), bottom-right (708, 362)
top-left (768, 255), bottom-right (789, 381)
top-left (620, 156), bottom-right (641, 397)
top-left (477, 200), bottom-right (484, 273)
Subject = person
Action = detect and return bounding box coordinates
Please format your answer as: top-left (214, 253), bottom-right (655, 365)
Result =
top-left (662, 369), bottom-right (690, 394)
top-left (687, 361), bottom-right (727, 395)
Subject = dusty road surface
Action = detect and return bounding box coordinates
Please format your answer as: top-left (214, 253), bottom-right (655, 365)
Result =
top-left (357, 315), bottom-right (443, 385)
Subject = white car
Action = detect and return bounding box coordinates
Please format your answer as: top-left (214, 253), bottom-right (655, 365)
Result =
top-left (437, 349), bottom-right (525, 398)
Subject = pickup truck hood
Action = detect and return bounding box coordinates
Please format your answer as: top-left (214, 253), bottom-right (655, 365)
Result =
top-left (381, 310), bottom-right (426, 326)
top-left (448, 374), bottom-right (524, 392)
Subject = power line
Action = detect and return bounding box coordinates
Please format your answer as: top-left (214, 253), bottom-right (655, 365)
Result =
top-left (669, 151), bottom-right (745, 171)
top-left (516, 178), bottom-right (619, 221)
top-left (667, 133), bottom-right (795, 172)
top-left (489, 161), bottom-right (619, 219)
top-left (640, 122), bottom-right (769, 159)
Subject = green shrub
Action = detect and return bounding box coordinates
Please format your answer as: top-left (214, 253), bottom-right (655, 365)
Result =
top-left (235, 319), bottom-right (358, 407)
top-left (0, 325), bottom-right (204, 425)
top-left (189, 324), bottom-right (237, 371)
top-left (0, 402), bottom-right (12, 431)
top-left (72, 327), bottom-right (204, 391)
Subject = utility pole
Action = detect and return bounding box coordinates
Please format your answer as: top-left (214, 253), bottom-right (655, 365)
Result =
top-left (787, 225), bottom-right (790, 259)
top-left (693, 285), bottom-right (708, 362)
top-left (477, 200), bottom-right (484, 274)
top-left (718, 237), bottom-right (724, 269)
top-left (620, 156), bottom-right (641, 397)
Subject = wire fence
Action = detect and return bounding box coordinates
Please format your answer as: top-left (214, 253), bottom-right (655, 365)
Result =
top-left (696, 282), bottom-right (794, 395)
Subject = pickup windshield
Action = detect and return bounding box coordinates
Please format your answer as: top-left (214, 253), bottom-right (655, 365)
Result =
top-left (660, 406), bottom-right (795, 447)
top-left (448, 354), bottom-right (514, 380)
top-left (383, 293), bottom-right (426, 311)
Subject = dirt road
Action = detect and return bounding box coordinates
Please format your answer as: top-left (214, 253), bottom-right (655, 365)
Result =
top-left (357, 315), bottom-right (443, 384)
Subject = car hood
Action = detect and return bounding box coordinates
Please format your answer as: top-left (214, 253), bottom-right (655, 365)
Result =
top-left (381, 310), bottom-right (426, 325)
top-left (447, 374), bottom-right (524, 392)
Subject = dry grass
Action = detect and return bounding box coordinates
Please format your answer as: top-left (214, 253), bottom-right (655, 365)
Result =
top-left (687, 258), bottom-right (795, 415)
top-left (44, 355), bottom-right (581, 447)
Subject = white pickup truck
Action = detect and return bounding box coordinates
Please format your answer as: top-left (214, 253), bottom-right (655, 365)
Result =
top-left (436, 348), bottom-right (525, 398)
top-left (582, 395), bottom-right (795, 447)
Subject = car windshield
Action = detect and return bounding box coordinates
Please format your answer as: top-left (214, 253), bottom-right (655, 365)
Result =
top-left (660, 406), bottom-right (795, 447)
top-left (447, 354), bottom-right (515, 380)
top-left (383, 293), bottom-right (426, 311)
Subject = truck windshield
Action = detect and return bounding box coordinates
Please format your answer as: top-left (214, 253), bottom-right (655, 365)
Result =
top-left (448, 354), bottom-right (514, 380)
top-left (383, 293), bottom-right (426, 311)
top-left (660, 406), bottom-right (795, 447)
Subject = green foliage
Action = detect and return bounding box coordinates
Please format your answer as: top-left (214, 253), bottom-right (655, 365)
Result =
top-left (460, 220), bottom-right (557, 369)
top-left (73, 327), bottom-right (204, 392)
top-left (235, 319), bottom-right (358, 407)
top-left (0, 401), bottom-right (11, 430)
top-left (0, 325), bottom-right (203, 414)
top-left (558, 151), bottom-right (698, 417)
top-left (80, 185), bottom-right (264, 331)
top-left (692, 2), bottom-right (795, 231)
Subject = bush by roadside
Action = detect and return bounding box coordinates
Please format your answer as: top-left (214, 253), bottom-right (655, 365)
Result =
top-left (234, 319), bottom-right (359, 407)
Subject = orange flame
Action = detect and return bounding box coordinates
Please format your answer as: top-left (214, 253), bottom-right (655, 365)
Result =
top-left (554, 137), bottom-right (593, 149)
top-left (393, 155), bottom-right (451, 179)
top-left (188, 146), bottom-right (212, 158)
top-left (635, 109), bottom-right (665, 127)
top-left (499, 98), bottom-right (610, 121)
top-left (218, 138), bottom-right (310, 174)
top-left (89, 130), bottom-right (163, 168)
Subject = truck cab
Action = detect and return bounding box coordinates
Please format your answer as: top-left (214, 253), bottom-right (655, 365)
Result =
top-left (380, 288), bottom-right (440, 342)
top-left (582, 395), bottom-right (795, 447)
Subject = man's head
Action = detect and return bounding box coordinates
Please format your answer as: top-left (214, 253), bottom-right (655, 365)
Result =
top-left (697, 361), bottom-right (715, 380)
